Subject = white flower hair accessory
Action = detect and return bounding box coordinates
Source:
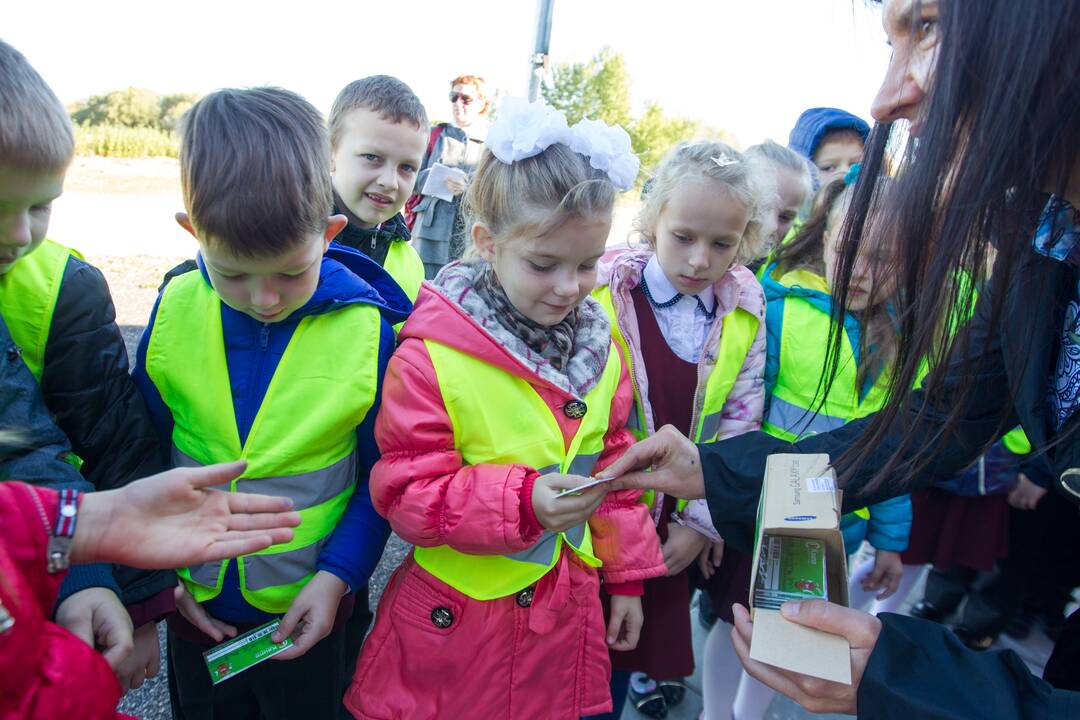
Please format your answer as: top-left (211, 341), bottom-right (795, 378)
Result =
top-left (486, 97), bottom-right (640, 191)
top-left (711, 153), bottom-right (740, 168)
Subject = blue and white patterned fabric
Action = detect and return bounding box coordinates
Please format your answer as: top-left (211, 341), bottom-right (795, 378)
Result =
top-left (1031, 194), bottom-right (1080, 431)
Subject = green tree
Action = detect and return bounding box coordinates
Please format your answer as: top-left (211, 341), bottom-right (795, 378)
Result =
top-left (159, 93), bottom-right (199, 132)
top-left (629, 103), bottom-right (735, 177)
top-left (71, 87), bottom-right (162, 129)
top-left (542, 47), bottom-right (631, 127)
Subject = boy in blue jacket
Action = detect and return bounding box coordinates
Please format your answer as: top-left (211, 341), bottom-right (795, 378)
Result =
top-left (133, 87), bottom-right (409, 719)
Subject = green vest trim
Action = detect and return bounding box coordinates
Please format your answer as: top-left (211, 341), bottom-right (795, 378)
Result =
top-left (145, 270), bottom-right (381, 613)
top-left (413, 338), bottom-right (621, 601)
top-left (383, 241), bottom-right (424, 333)
top-left (0, 239), bottom-right (79, 381)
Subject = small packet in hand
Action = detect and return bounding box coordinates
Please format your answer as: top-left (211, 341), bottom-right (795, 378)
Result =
top-left (203, 619), bottom-right (292, 684)
top-left (555, 476), bottom-right (611, 498)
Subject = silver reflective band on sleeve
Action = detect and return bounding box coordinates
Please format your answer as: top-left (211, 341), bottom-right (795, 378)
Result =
top-left (171, 446), bottom-right (357, 510)
top-left (625, 406), bottom-right (642, 432)
top-left (243, 538), bottom-right (328, 590)
top-left (764, 396), bottom-right (848, 438)
top-left (698, 412), bottom-right (724, 442)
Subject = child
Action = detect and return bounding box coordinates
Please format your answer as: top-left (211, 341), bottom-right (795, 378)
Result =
top-left (703, 175), bottom-right (911, 720)
top-left (745, 140), bottom-right (813, 248)
top-left (0, 39), bottom-right (173, 690)
top-left (591, 140), bottom-right (769, 718)
top-left (344, 99), bottom-right (665, 720)
top-left (132, 87), bottom-right (410, 718)
top-left (787, 107), bottom-right (870, 192)
top-left (329, 75), bottom-right (428, 303)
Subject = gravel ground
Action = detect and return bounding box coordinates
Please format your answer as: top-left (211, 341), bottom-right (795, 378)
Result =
top-left (92, 253), bottom-right (410, 719)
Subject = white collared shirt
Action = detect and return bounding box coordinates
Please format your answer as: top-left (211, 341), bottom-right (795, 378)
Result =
top-left (641, 256), bottom-right (717, 364)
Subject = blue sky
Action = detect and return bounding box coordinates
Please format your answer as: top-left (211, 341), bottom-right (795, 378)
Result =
top-left (8, 0), bottom-right (890, 146)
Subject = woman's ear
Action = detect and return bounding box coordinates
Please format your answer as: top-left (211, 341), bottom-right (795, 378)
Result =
top-left (472, 222), bottom-right (496, 261)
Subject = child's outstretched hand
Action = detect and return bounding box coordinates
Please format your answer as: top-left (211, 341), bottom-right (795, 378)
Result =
top-left (531, 474), bottom-right (606, 532)
top-left (271, 570), bottom-right (347, 660)
top-left (662, 523), bottom-right (710, 576)
top-left (607, 594), bottom-right (643, 651)
top-left (860, 549), bottom-right (903, 600)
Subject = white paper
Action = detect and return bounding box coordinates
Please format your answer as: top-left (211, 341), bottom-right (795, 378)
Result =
top-left (555, 476), bottom-right (612, 498)
top-left (420, 163), bottom-right (468, 202)
top-left (807, 476), bottom-right (836, 493)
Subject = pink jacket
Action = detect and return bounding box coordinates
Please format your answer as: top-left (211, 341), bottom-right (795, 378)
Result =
top-left (0, 483), bottom-right (133, 720)
top-left (346, 266), bottom-right (665, 720)
top-left (596, 249), bottom-right (766, 541)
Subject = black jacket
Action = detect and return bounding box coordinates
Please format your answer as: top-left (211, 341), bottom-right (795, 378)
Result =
top-left (700, 246), bottom-right (1080, 716)
top-left (39, 256), bottom-right (173, 605)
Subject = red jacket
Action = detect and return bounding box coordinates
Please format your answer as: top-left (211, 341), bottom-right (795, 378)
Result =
top-left (346, 273), bottom-right (665, 719)
top-left (0, 483), bottom-right (132, 720)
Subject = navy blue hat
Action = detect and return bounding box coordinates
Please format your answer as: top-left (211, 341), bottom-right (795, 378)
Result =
top-left (788, 107), bottom-right (870, 161)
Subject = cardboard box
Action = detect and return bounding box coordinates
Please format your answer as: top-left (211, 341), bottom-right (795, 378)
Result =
top-left (748, 453), bottom-right (852, 685)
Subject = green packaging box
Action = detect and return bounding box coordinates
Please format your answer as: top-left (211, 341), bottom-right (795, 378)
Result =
top-left (203, 619), bottom-right (293, 684)
top-left (753, 535), bottom-right (829, 610)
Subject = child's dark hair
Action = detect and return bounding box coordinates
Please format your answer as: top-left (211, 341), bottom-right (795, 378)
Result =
top-left (179, 87), bottom-right (332, 259)
top-left (0, 39), bottom-right (74, 172)
top-left (329, 75), bottom-right (429, 151)
top-left (772, 177), bottom-right (850, 276)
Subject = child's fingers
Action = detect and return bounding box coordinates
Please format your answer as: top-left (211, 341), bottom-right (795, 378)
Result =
top-left (272, 602), bottom-right (305, 644)
top-left (606, 604), bottom-right (626, 647)
top-left (177, 593), bottom-right (235, 641)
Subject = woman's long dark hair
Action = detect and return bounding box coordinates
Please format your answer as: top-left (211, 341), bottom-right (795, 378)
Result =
top-left (829, 0), bottom-right (1080, 489)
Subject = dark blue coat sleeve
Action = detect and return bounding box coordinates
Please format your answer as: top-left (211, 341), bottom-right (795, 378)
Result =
top-left (316, 318), bottom-right (394, 591)
top-left (859, 613), bottom-right (1078, 718)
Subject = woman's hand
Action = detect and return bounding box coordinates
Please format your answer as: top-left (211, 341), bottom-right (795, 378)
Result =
top-left (861, 549), bottom-right (903, 600)
top-left (697, 539), bottom-right (725, 580)
top-left (596, 426), bottom-right (705, 499)
top-left (730, 600), bottom-right (881, 715)
top-left (73, 461), bottom-right (301, 569)
top-left (662, 523), bottom-right (709, 576)
top-left (114, 621), bottom-right (162, 690)
top-left (607, 594), bottom-right (643, 651)
top-left (531, 473), bottom-right (606, 532)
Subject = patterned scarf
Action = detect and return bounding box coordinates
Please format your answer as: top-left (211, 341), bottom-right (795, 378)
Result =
top-left (1031, 194), bottom-right (1080, 431)
top-left (473, 264), bottom-right (578, 372)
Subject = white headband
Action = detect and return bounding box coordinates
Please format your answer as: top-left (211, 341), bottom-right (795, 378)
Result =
top-left (485, 97), bottom-right (640, 191)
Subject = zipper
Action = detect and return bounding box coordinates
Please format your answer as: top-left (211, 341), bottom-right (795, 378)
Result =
top-left (612, 286), bottom-right (649, 432)
top-left (259, 323), bottom-right (270, 352)
top-left (372, 223), bottom-right (383, 252)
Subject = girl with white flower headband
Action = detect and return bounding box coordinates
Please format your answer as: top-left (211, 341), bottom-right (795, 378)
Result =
top-left (591, 140), bottom-right (772, 718)
top-left (344, 98), bottom-right (665, 720)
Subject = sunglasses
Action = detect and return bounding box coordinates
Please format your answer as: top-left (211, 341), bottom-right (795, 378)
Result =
top-left (449, 92), bottom-right (476, 106)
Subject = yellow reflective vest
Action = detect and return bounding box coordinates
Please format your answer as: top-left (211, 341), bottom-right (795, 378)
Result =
top-left (144, 270), bottom-right (381, 613)
top-left (383, 241), bottom-right (424, 333)
top-left (411, 338), bottom-right (623, 601)
top-left (0, 239), bottom-right (80, 381)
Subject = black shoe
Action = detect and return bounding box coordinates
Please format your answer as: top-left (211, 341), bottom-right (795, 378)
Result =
top-left (697, 592), bottom-right (718, 630)
top-left (953, 624), bottom-right (996, 651)
top-left (657, 680), bottom-right (687, 708)
top-left (910, 600), bottom-right (945, 623)
top-left (628, 674), bottom-right (667, 718)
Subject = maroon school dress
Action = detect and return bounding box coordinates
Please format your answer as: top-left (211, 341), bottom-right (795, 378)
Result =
top-left (902, 490), bottom-right (1010, 572)
top-left (605, 285), bottom-right (698, 680)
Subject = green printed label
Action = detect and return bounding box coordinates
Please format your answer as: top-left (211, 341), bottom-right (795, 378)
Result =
top-left (754, 535), bottom-right (828, 610)
top-left (203, 619), bottom-right (292, 684)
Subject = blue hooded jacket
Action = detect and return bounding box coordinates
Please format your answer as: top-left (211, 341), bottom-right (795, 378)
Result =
top-left (133, 242), bottom-right (411, 623)
top-left (788, 107), bottom-right (871, 163)
top-left (760, 262), bottom-right (911, 554)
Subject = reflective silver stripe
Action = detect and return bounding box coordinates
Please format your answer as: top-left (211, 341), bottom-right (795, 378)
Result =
top-left (563, 523), bottom-right (586, 547)
top-left (187, 561), bottom-right (222, 587)
top-left (171, 446), bottom-right (356, 510)
top-left (765, 396), bottom-right (847, 437)
top-left (505, 531), bottom-right (560, 566)
top-left (567, 452), bottom-right (601, 478)
top-left (698, 412), bottom-right (724, 442)
top-left (243, 539), bottom-right (327, 590)
top-left (625, 405), bottom-right (642, 432)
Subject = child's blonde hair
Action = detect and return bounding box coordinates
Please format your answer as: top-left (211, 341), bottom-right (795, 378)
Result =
top-left (0, 40), bottom-right (74, 172)
top-left (465, 143), bottom-right (616, 244)
top-left (633, 140), bottom-right (775, 265)
top-left (746, 140), bottom-right (813, 201)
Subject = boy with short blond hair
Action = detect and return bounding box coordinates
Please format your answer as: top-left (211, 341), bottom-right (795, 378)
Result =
top-left (132, 86), bottom-right (409, 718)
top-left (0, 38), bottom-right (172, 690)
top-left (329, 75), bottom-right (428, 302)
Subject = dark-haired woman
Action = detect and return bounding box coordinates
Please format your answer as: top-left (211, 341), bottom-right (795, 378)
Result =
top-left (598, 0), bottom-right (1080, 716)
